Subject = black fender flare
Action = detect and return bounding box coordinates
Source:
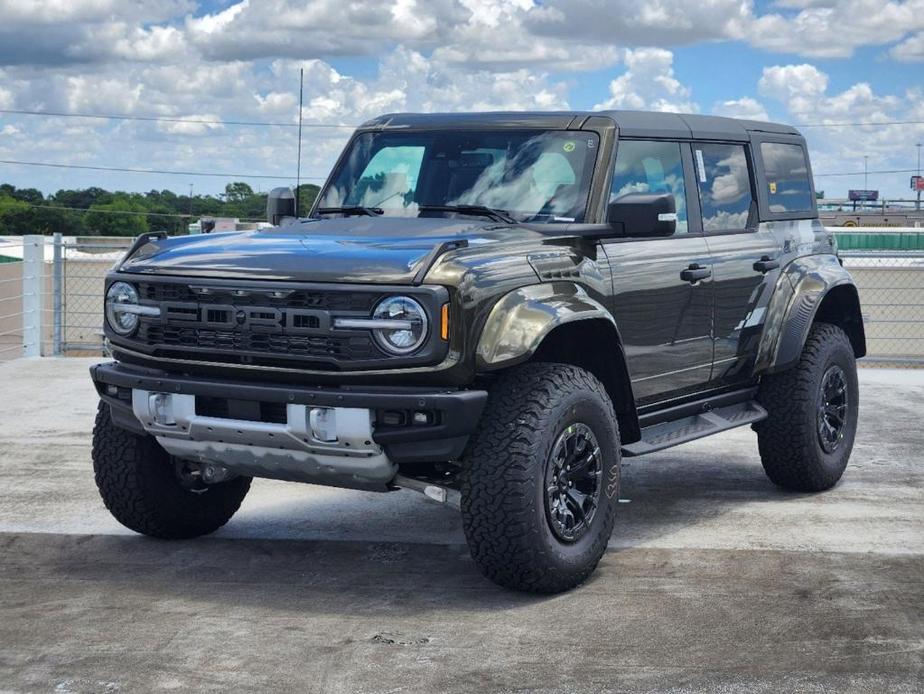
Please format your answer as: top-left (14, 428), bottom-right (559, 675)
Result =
top-left (475, 282), bottom-right (640, 442)
top-left (755, 254), bottom-right (866, 374)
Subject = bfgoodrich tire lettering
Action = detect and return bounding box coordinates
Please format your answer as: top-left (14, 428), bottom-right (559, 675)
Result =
top-left (755, 322), bottom-right (859, 492)
top-left (460, 362), bottom-right (621, 593)
top-left (92, 401), bottom-right (251, 539)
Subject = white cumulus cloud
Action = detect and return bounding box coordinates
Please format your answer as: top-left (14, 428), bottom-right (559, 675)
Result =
top-left (594, 48), bottom-right (696, 113)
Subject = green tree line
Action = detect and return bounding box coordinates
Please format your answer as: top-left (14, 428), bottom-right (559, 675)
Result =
top-left (0, 182), bottom-right (320, 236)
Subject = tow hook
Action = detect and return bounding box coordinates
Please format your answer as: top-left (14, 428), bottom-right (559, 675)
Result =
top-left (393, 474), bottom-right (461, 510)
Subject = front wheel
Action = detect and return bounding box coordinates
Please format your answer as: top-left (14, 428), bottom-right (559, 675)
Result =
top-left (92, 401), bottom-right (252, 539)
top-left (460, 363), bottom-right (621, 593)
top-left (755, 322), bottom-right (859, 492)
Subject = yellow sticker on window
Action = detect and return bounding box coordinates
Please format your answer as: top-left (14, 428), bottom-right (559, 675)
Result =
top-left (562, 141), bottom-right (575, 153)
top-left (769, 181), bottom-right (777, 194)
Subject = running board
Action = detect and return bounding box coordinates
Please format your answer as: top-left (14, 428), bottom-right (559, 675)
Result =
top-left (621, 394), bottom-right (767, 457)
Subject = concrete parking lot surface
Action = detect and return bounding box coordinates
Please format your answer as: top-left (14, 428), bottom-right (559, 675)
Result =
top-left (0, 358), bottom-right (922, 693)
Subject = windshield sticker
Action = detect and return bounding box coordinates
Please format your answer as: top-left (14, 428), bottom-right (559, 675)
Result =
top-left (695, 149), bottom-right (707, 183)
top-left (562, 141), bottom-right (576, 153)
top-left (769, 181), bottom-right (778, 194)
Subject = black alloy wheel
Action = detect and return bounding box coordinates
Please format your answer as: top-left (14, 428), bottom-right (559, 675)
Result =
top-left (544, 423), bottom-right (603, 542)
top-left (817, 364), bottom-right (849, 454)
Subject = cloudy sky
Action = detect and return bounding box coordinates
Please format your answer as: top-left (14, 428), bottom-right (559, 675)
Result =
top-left (1, 0), bottom-right (923, 200)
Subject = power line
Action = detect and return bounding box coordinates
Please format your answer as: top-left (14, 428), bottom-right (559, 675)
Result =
top-left (795, 119), bottom-right (924, 128)
top-left (0, 159), bottom-right (328, 181)
top-left (3, 107), bottom-right (924, 131)
top-left (0, 108), bottom-right (357, 129)
top-left (813, 168), bottom-right (919, 178)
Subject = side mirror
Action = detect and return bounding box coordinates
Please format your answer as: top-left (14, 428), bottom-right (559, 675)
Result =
top-left (607, 192), bottom-right (677, 237)
top-left (266, 187), bottom-right (296, 226)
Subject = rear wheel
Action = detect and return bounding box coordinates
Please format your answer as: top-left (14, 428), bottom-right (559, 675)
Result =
top-left (755, 322), bottom-right (859, 492)
top-left (460, 363), bottom-right (621, 593)
top-left (92, 401), bottom-right (251, 539)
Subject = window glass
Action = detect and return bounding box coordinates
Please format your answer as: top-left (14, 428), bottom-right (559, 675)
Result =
top-left (318, 130), bottom-right (599, 223)
top-left (349, 146), bottom-right (425, 210)
top-left (760, 142), bottom-right (814, 213)
top-left (610, 140), bottom-right (688, 233)
top-left (694, 143), bottom-right (753, 232)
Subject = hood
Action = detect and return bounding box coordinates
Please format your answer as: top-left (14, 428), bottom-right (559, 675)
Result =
top-left (119, 217), bottom-right (544, 284)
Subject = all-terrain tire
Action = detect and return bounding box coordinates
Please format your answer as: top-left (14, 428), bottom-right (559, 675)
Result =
top-left (755, 322), bottom-right (859, 492)
top-left (460, 363), bottom-right (621, 593)
top-left (92, 401), bottom-right (251, 538)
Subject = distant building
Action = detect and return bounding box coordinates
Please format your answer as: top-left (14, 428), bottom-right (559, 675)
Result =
top-left (188, 217), bottom-right (271, 234)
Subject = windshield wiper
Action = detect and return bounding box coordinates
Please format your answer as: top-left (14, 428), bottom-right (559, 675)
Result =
top-left (315, 206), bottom-right (384, 217)
top-left (418, 205), bottom-right (517, 224)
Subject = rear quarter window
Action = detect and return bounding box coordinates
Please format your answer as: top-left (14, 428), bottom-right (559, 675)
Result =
top-left (760, 142), bottom-right (814, 213)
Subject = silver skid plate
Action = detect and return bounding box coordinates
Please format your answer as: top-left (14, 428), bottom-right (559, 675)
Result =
top-left (130, 389), bottom-right (396, 491)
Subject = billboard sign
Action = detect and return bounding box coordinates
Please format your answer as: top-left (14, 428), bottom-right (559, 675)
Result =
top-left (848, 189), bottom-right (879, 202)
top-left (912, 176), bottom-right (924, 192)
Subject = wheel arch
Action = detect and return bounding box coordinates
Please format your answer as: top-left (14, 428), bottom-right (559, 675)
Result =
top-left (476, 283), bottom-right (640, 443)
top-left (757, 254), bottom-right (866, 374)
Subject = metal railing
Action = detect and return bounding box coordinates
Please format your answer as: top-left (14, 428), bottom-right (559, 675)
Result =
top-left (0, 235), bottom-right (51, 361)
top-left (0, 236), bottom-right (922, 367)
top-left (0, 234), bottom-right (130, 362)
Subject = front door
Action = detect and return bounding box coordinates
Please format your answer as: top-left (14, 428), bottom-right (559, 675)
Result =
top-left (603, 139), bottom-right (714, 405)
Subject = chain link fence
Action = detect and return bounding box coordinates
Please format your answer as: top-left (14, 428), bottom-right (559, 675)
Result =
top-left (841, 251), bottom-right (924, 367)
top-left (1, 235), bottom-right (923, 368)
top-left (60, 237), bottom-right (131, 354)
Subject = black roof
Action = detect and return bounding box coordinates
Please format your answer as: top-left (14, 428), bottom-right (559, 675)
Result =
top-left (359, 110), bottom-right (801, 140)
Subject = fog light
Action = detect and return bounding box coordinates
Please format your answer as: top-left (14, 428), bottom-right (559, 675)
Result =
top-left (308, 407), bottom-right (338, 442)
top-left (149, 392), bottom-right (176, 426)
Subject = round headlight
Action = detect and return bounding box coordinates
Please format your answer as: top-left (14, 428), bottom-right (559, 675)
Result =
top-left (106, 281), bottom-right (140, 336)
top-left (372, 296), bottom-right (428, 355)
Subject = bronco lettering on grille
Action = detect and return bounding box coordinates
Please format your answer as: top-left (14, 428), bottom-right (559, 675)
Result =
top-left (159, 302), bottom-right (331, 335)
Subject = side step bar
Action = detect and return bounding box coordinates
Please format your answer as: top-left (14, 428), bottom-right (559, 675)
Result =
top-left (621, 389), bottom-right (767, 457)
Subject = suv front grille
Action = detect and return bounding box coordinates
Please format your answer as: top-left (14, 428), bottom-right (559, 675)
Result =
top-left (127, 280), bottom-right (387, 367)
top-left (112, 277), bottom-right (448, 372)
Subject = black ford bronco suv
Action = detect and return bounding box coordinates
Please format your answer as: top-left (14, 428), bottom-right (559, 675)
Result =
top-left (91, 111), bottom-right (865, 593)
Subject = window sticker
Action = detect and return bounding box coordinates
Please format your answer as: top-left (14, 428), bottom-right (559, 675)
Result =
top-left (562, 141), bottom-right (576, 153)
top-left (694, 149), bottom-right (707, 183)
top-left (769, 181), bottom-right (777, 194)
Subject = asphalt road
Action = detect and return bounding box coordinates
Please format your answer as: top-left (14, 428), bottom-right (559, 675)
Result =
top-left (0, 358), bottom-right (922, 693)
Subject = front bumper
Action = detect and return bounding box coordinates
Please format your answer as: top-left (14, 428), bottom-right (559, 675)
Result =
top-left (91, 361), bottom-right (488, 490)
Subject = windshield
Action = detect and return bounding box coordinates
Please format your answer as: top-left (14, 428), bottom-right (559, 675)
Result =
top-left (315, 129), bottom-right (600, 223)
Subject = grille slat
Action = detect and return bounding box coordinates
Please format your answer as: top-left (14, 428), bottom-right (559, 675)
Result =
top-left (139, 324), bottom-right (376, 361)
top-left (138, 282), bottom-right (380, 312)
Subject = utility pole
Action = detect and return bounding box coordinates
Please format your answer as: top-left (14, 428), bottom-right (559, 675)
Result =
top-left (863, 155), bottom-right (869, 190)
top-left (916, 143), bottom-right (922, 211)
top-left (188, 183), bottom-right (194, 216)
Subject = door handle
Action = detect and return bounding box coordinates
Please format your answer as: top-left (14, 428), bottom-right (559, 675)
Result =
top-left (680, 263), bottom-right (711, 283)
top-left (753, 255), bottom-right (780, 273)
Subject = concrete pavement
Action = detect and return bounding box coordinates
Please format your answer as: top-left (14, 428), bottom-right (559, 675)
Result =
top-left (0, 358), bottom-right (922, 693)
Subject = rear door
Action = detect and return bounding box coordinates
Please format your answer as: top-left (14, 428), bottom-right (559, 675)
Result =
top-left (603, 139), bottom-right (715, 405)
top-left (692, 141), bottom-right (783, 386)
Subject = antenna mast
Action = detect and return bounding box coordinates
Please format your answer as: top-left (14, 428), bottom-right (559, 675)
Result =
top-left (295, 67), bottom-right (304, 216)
